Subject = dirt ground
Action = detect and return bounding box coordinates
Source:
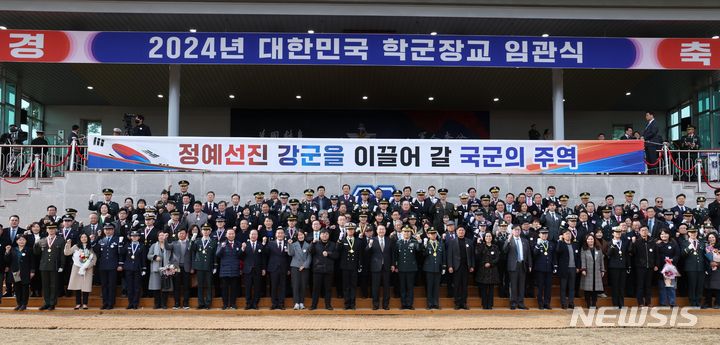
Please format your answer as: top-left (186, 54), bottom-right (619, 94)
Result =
top-left (0, 313), bottom-right (717, 344)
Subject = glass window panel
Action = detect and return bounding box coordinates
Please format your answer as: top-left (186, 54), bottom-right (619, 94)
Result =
top-left (699, 112), bottom-right (711, 149)
top-left (86, 121), bottom-right (102, 136)
top-left (681, 105), bottom-right (691, 119)
top-left (7, 108), bottom-right (14, 126)
top-left (670, 126), bottom-right (680, 141)
top-left (6, 84), bottom-right (15, 105)
top-left (21, 99), bottom-right (29, 111)
top-left (671, 112), bottom-right (679, 125)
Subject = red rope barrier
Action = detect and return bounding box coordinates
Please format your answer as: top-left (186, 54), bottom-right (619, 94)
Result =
top-left (701, 167), bottom-right (720, 190)
top-left (41, 147), bottom-right (73, 167)
top-left (668, 153), bottom-right (696, 173)
top-left (75, 146), bottom-right (87, 162)
top-left (1, 162), bottom-right (35, 184)
top-left (644, 154), bottom-right (662, 166)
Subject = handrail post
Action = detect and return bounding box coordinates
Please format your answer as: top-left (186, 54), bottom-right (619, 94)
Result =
top-left (34, 153), bottom-right (40, 188)
top-left (697, 158), bottom-right (703, 193)
top-left (68, 138), bottom-right (77, 172)
top-left (663, 144), bottom-right (670, 176)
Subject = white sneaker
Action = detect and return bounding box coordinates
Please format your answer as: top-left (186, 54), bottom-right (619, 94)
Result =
top-left (293, 303), bottom-right (299, 310)
top-left (300, 303), bottom-right (305, 310)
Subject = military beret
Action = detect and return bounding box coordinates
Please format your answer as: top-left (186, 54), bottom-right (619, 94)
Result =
top-left (489, 186), bottom-right (500, 193)
top-left (102, 188), bottom-right (114, 195)
top-left (178, 180), bottom-right (190, 186)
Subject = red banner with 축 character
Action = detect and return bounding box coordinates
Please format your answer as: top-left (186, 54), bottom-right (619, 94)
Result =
top-left (0, 29), bottom-right (719, 69)
top-left (87, 136), bottom-right (646, 174)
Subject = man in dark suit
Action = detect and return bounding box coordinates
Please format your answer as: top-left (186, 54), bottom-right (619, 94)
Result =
top-left (239, 229), bottom-right (265, 309)
top-left (446, 226), bottom-right (475, 310)
top-left (504, 226), bottom-right (532, 310)
top-left (88, 188), bottom-right (121, 217)
top-left (619, 126), bottom-right (634, 140)
top-left (266, 228), bottom-right (290, 310)
top-left (340, 184), bottom-right (356, 209)
top-left (34, 224), bottom-right (65, 310)
top-left (313, 185), bottom-right (331, 211)
top-left (202, 191), bottom-right (219, 222)
top-left (365, 224), bottom-right (394, 310)
top-left (93, 223), bottom-right (123, 310)
top-left (641, 111), bottom-right (662, 173)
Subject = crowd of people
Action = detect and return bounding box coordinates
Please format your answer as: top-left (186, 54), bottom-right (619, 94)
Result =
top-left (1, 181), bottom-right (720, 311)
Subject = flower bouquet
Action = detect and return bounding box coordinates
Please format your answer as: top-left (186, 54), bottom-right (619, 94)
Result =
top-left (660, 257), bottom-right (680, 287)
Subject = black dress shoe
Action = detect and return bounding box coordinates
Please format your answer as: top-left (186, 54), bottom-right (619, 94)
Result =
top-left (545, 305), bottom-right (552, 310)
top-left (19, 305), bottom-right (26, 311)
top-left (126, 305), bottom-right (134, 310)
top-left (519, 305), bottom-right (528, 310)
top-left (383, 306), bottom-right (389, 310)
top-left (326, 306), bottom-right (333, 310)
top-left (13, 306), bottom-right (20, 311)
top-left (48, 305), bottom-right (55, 310)
top-left (39, 305), bottom-right (49, 311)
top-left (461, 305), bottom-right (469, 310)
top-left (372, 306), bottom-right (379, 310)
top-left (510, 305), bottom-right (516, 310)
top-left (454, 306), bottom-right (461, 310)
top-left (244, 306), bottom-right (251, 310)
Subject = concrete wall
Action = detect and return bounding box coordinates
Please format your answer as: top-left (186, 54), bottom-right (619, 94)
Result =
top-left (0, 171), bottom-right (706, 227)
top-left (44, 105), bottom-right (666, 140)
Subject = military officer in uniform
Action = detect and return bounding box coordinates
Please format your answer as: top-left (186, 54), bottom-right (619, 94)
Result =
top-left (422, 228), bottom-right (445, 309)
top-left (607, 227), bottom-right (630, 308)
top-left (34, 224), bottom-right (65, 310)
top-left (575, 192), bottom-right (592, 214)
top-left (694, 196), bottom-right (709, 226)
top-left (137, 212), bottom-right (159, 295)
top-left (622, 190), bottom-right (639, 219)
top-left (395, 226), bottom-right (421, 309)
top-left (93, 223), bottom-right (123, 309)
top-left (171, 180), bottom-right (195, 206)
top-left (338, 222), bottom-right (362, 309)
top-left (682, 227), bottom-right (706, 307)
top-left (122, 231), bottom-right (147, 309)
top-left (192, 224), bottom-right (217, 309)
top-left (532, 228), bottom-right (556, 309)
top-left (489, 186), bottom-right (501, 210)
top-left (88, 188), bottom-right (121, 217)
top-left (432, 188), bottom-right (456, 233)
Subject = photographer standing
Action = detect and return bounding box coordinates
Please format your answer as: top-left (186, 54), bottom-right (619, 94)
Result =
top-left (0, 124), bottom-right (28, 177)
top-left (131, 115), bottom-right (152, 136)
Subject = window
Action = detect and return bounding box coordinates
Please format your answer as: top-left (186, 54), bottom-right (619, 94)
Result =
top-left (85, 121), bottom-right (102, 136)
top-left (612, 124), bottom-right (630, 139)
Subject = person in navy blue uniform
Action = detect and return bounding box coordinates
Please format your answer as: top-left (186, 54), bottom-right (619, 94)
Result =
top-left (239, 229), bottom-right (265, 310)
top-left (266, 227), bottom-right (290, 310)
top-left (216, 228), bottom-right (242, 310)
top-left (93, 223), bottom-right (123, 310)
top-left (532, 228), bottom-right (555, 309)
top-left (122, 231), bottom-right (147, 309)
top-left (607, 227), bottom-right (631, 308)
top-left (58, 214), bottom-right (79, 297)
top-left (338, 223), bottom-right (363, 310)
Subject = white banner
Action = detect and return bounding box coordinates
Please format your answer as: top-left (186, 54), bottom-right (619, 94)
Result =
top-left (87, 136), bottom-right (645, 174)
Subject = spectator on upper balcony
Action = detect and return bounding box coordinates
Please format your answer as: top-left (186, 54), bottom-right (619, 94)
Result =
top-left (130, 115), bottom-right (152, 136)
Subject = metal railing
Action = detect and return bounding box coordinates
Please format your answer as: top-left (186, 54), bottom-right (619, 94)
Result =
top-left (0, 139), bottom-right (87, 185)
top-left (651, 145), bottom-right (720, 192)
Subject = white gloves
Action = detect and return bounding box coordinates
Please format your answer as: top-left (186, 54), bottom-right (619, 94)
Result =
top-left (58, 268), bottom-right (63, 273)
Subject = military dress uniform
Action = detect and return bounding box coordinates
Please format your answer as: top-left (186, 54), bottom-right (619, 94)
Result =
top-left (681, 230), bottom-right (706, 307)
top-left (394, 228), bottom-right (421, 309)
top-left (422, 229), bottom-right (445, 309)
top-left (122, 232), bottom-right (147, 309)
top-left (33, 226), bottom-right (66, 310)
top-left (607, 230), bottom-right (631, 308)
top-left (93, 224), bottom-right (123, 309)
top-left (88, 188), bottom-right (121, 217)
top-left (532, 229), bottom-right (556, 309)
top-left (338, 223), bottom-right (363, 309)
top-left (694, 197), bottom-right (709, 225)
top-left (191, 231), bottom-right (218, 309)
top-left (172, 180), bottom-right (196, 206)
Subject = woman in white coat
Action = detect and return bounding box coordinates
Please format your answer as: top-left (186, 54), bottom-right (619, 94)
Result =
top-left (63, 233), bottom-right (97, 310)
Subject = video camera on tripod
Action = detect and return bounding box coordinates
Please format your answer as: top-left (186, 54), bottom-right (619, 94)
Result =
top-left (123, 113), bottom-right (136, 135)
